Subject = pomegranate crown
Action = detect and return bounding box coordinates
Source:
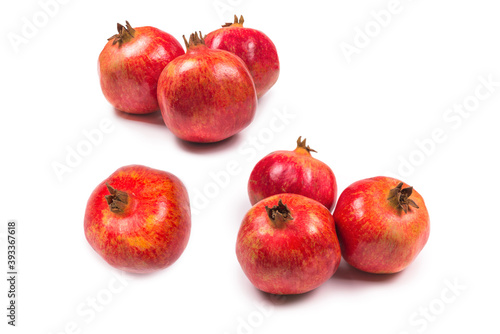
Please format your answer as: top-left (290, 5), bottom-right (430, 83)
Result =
top-left (108, 21), bottom-right (136, 46)
top-left (182, 31), bottom-right (205, 49)
top-left (222, 15), bottom-right (245, 27)
top-left (387, 182), bottom-right (420, 214)
top-left (265, 199), bottom-right (293, 228)
top-left (296, 136), bottom-right (317, 154)
top-left (105, 183), bottom-right (129, 213)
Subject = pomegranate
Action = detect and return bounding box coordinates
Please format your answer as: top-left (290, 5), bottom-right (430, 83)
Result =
top-left (84, 165), bottom-right (191, 274)
top-left (236, 194), bottom-right (341, 295)
top-left (98, 21), bottom-right (184, 114)
top-left (248, 137), bottom-right (337, 211)
top-left (205, 15), bottom-right (280, 98)
top-left (157, 32), bottom-right (257, 143)
top-left (333, 177), bottom-right (430, 274)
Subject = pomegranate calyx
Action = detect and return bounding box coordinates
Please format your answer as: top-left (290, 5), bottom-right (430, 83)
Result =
top-left (182, 31), bottom-right (205, 49)
top-left (107, 21), bottom-right (136, 46)
top-left (387, 182), bottom-right (419, 214)
top-left (265, 199), bottom-right (293, 228)
top-left (105, 183), bottom-right (129, 214)
top-left (296, 136), bottom-right (317, 154)
top-left (222, 14), bottom-right (245, 28)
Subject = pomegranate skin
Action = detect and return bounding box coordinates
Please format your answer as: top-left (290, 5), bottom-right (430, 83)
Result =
top-left (157, 33), bottom-right (257, 143)
top-left (248, 137), bottom-right (337, 211)
top-left (333, 177), bottom-right (430, 274)
top-left (98, 23), bottom-right (184, 114)
top-left (236, 194), bottom-right (341, 295)
top-left (205, 16), bottom-right (279, 98)
top-left (84, 165), bottom-right (191, 274)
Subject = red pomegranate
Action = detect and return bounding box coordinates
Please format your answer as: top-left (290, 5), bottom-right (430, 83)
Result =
top-left (333, 177), bottom-right (430, 274)
top-left (205, 15), bottom-right (280, 98)
top-left (98, 21), bottom-right (184, 114)
top-left (248, 137), bottom-right (337, 211)
top-left (236, 194), bottom-right (341, 295)
top-left (84, 165), bottom-right (191, 274)
top-left (157, 32), bottom-right (257, 143)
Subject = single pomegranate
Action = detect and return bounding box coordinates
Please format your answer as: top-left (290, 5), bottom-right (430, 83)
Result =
top-left (84, 165), bottom-right (191, 274)
top-left (236, 194), bottom-right (341, 295)
top-left (205, 15), bottom-right (279, 98)
top-left (333, 177), bottom-right (430, 274)
top-left (98, 21), bottom-right (184, 114)
top-left (157, 32), bottom-right (257, 143)
top-left (248, 137), bottom-right (337, 211)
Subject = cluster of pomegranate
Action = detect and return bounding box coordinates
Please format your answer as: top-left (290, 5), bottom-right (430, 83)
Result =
top-left (84, 138), bottom-right (430, 295)
top-left (238, 137), bottom-right (430, 294)
top-left (98, 16), bottom-right (279, 143)
top-left (87, 17), bottom-right (430, 296)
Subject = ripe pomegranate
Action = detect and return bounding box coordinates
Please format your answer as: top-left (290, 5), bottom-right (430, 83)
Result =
top-left (84, 165), bottom-right (191, 274)
top-left (205, 15), bottom-right (279, 98)
top-left (248, 137), bottom-right (337, 211)
top-left (98, 21), bottom-right (184, 114)
top-left (333, 177), bottom-right (430, 274)
top-left (157, 32), bottom-right (257, 143)
top-left (236, 194), bottom-right (341, 295)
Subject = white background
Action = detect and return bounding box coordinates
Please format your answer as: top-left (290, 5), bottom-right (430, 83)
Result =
top-left (1, 0), bottom-right (499, 333)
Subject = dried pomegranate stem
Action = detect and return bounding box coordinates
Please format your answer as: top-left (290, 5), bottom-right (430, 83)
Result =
top-left (265, 199), bottom-right (293, 228)
top-left (105, 183), bottom-right (129, 214)
top-left (387, 182), bottom-right (420, 214)
top-left (183, 31), bottom-right (205, 49)
top-left (108, 21), bottom-right (136, 46)
top-left (296, 136), bottom-right (317, 154)
top-left (222, 14), bottom-right (245, 28)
